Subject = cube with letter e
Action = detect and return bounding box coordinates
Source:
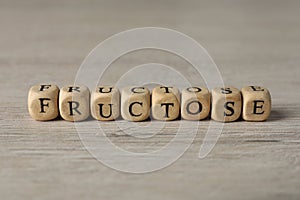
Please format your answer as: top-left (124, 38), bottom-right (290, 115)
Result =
top-left (241, 86), bottom-right (271, 121)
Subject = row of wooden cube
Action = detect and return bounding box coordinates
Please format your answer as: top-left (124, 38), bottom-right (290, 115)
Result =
top-left (28, 85), bottom-right (271, 122)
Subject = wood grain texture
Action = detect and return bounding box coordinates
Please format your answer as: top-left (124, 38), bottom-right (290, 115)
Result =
top-left (0, 0), bottom-right (300, 200)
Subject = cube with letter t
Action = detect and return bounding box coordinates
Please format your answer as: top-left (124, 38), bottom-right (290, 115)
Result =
top-left (151, 86), bottom-right (180, 121)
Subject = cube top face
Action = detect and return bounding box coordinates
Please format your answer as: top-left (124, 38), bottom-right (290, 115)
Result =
top-left (59, 85), bottom-right (90, 122)
top-left (60, 85), bottom-right (90, 97)
top-left (212, 86), bottom-right (240, 98)
top-left (121, 86), bottom-right (150, 121)
top-left (29, 84), bottom-right (59, 94)
top-left (182, 86), bottom-right (210, 98)
top-left (181, 87), bottom-right (211, 120)
top-left (122, 86), bottom-right (150, 96)
top-left (211, 86), bottom-right (242, 122)
top-left (151, 86), bottom-right (180, 121)
top-left (241, 86), bottom-right (271, 121)
top-left (28, 84), bottom-right (59, 121)
top-left (91, 86), bottom-right (120, 121)
top-left (152, 86), bottom-right (180, 99)
top-left (92, 86), bottom-right (119, 95)
top-left (91, 86), bottom-right (120, 105)
top-left (241, 86), bottom-right (270, 98)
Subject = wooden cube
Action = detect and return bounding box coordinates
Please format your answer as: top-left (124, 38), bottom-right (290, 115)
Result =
top-left (211, 86), bottom-right (242, 122)
top-left (28, 84), bottom-right (59, 121)
top-left (91, 86), bottom-right (120, 121)
top-left (241, 86), bottom-right (271, 121)
top-left (59, 85), bottom-right (90, 121)
top-left (121, 86), bottom-right (150, 121)
top-left (151, 86), bottom-right (180, 121)
top-left (181, 87), bottom-right (211, 120)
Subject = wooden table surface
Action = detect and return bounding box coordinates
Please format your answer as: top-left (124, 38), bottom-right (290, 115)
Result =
top-left (1, 0), bottom-right (300, 199)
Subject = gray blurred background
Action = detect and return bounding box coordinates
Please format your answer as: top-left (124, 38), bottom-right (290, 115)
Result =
top-left (0, 0), bottom-right (299, 200)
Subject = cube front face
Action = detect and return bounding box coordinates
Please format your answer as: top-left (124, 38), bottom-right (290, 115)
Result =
top-left (181, 87), bottom-right (211, 120)
top-left (241, 86), bottom-right (271, 121)
top-left (59, 85), bottom-right (90, 122)
top-left (121, 86), bottom-right (150, 121)
top-left (151, 86), bottom-right (180, 121)
top-left (211, 87), bottom-right (242, 122)
top-left (28, 84), bottom-right (59, 121)
top-left (91, 86), bottom-right (120, 121)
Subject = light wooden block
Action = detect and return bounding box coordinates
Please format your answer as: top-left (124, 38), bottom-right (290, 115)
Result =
top-left (181, 87), bottom-right (211, 120)
top-left (151, 86), bottom-right (180, 121)
top-left (241, 86), bottom-right (271, 121)
top-left (91, 86), bottom-right (120, 121)
top-left (211, 86), bottom-right (242, 122)
top-left (121, 86), bottom-right (150, 121)
top-left (28, 84), bottom-right (59, 121)
top-left (59, 85), bottom-right (90, 122)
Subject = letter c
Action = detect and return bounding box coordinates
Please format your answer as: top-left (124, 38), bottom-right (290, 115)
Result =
top-left (129, 102), bottom-right (143, 117)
